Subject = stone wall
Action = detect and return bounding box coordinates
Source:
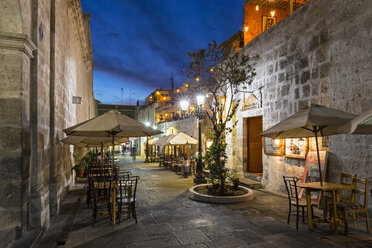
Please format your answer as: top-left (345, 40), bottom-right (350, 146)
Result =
top-left (0, 0), bottom-right (94, 246)
top-left (226, 0), bottom-right (372, 195)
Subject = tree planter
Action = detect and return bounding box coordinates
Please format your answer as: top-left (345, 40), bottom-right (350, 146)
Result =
top-left (189, 184), bottom-right (254, 204)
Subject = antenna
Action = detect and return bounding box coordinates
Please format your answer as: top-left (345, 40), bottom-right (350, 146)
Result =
top-left (121, 88), bottom-right (123, 104)
top-left (170, 73), bottom-right (175, 91)
top-left (129, 89), bottom-right (132, 105)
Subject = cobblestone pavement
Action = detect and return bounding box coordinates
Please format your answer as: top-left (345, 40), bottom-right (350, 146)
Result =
top-left (39, 155), bottom-right (372, 248)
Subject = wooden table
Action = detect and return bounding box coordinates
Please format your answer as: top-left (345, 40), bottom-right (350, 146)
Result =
top-left (297, 182), bottom-right (355, 231)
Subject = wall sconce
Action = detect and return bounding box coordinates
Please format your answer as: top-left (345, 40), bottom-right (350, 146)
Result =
top-left (270, 10), bottom-right (275, 17)
top-left (256, 5), bottom-right (259, 11)
top-left (245, 26), bottom-right (249, 32)
top-left (298, 138), bottom-right (304, 147)
top-left (72, 96), bottom-right (82, 104)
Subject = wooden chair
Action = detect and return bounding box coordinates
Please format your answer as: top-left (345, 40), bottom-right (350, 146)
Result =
top-left (283, 176), bottom-right (314, 230)
top-left (90, 176), bottom-right (112, 226)
top-left (337, 178), bottom-right (370, 235)
top-left (116, 176), bottom-right (140, 224)
top-left (324, 173), bottom-right (357, 221)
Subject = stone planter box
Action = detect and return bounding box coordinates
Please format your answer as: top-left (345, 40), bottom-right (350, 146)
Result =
top-left (189, 184), bottom-right (254, 204)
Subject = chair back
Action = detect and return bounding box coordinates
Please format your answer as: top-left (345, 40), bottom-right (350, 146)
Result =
top-left (283, 176), bottom-right (300, 205)
top-left (90, 176), bottom-right (112, 207)
top-left (339, 173), bottom-right (357, 202)
top-left (117, 176), bottom-right (140, 204)
top-left (352, 178), bottom-right (369, 210)
top-left (340, 173), bottom-right (357, 185)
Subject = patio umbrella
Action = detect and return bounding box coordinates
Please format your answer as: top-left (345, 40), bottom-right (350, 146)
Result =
top-left (154, 134), bottom-right (175, 156)
top-left (63, 110), bottom-right (162, 166)
top-left (169, 132), bottom-right (197, 145)
top-left (61, 136), bottom-right (128, 147)
top-left (336, 108), bottom-right (372, 134)
top-left (154, 134), bottom-right (175, 146)
top-left (169, 132), bottom-right (197, 158)
top-left (259, 104), bottom-right (357, 185)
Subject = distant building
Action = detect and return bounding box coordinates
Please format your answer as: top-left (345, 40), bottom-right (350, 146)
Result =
top-left (0, 0), bottom-right (94, 246)
top-left (98, 103), bottom-right (137, 119)
top-left (243, 0), bottom-right (309, 45)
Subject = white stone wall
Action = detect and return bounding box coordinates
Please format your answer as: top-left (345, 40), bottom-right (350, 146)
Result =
top-left (0, 0), bottom-right (94, 245)
top-left (226, 0), bottom-right (372, 194)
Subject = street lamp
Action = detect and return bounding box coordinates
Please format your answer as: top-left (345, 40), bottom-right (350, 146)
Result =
top-left (145, 120), bottom-right (151, 162)
top-left (180, 99), bottom-right (189, 118)
top-left (195, 94), bottom-right (207, 184)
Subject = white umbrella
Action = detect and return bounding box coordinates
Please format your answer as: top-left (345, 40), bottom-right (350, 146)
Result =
top-left (336, 108), bottom-right (372, 134)
top-left (64, 110), bottom-right (161, 137)
top-left (154, 134), bottom-right (175, 146)
top-left (63, 110), bottom-right (162, 166)
top-left (259, 105), bottom-right (357, 185)
top-left (169, 132), bottom-right (197, 145)
top-left (61, 136), bottom-right (128, 147)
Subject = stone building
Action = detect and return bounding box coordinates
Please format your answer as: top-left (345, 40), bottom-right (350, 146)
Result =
top-left (136, 85), bottom-right (210, 158)
top-left (0, 0), bottom-right (94, 246)
top-left (226, 0), bottom-right (372, 197)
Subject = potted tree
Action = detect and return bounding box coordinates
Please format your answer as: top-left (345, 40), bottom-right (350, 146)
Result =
top-left (186, 41), bottom-right (258, 201)
top-left (73, 151), bottom-right (95, 177)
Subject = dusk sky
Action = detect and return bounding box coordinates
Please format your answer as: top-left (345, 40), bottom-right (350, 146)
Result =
top-left (81, 0), bottom-right (244, 105)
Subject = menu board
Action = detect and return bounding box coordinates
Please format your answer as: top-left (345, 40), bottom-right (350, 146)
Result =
top-left (299, 151), bottom-right (328, 205)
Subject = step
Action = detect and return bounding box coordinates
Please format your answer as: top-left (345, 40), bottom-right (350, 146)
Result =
top-left (239, 177), bottom-right (262, 189)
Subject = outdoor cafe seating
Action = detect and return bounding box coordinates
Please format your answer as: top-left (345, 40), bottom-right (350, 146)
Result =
top-left (283, 176), bottom-right (315, 230)
top-left (285, 172), bottom-right (370, 234)
top-left (86, 161), bottom-right (138, 225)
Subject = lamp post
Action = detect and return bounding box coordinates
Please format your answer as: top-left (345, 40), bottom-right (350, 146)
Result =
top-left (145, 121), bottom-right (150, 162)
top-left (194, 94), bottom-right (207, 184)
top-left (180, 99), bottom-right (189, 118)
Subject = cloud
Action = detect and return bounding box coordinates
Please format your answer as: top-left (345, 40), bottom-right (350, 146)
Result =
top-left (81, 0), bottom-right (243, 104)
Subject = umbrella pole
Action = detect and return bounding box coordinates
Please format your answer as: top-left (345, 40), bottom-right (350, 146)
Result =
top-left (101, 141), bottom-right (103, 166)
top-left (313, 126), bottom-right (323, 186)
top-left (112, 135), bottom-right (115, 168)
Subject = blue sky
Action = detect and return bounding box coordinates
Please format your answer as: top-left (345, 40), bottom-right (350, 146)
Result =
top-left (81, 0), bottom-right (244, 105)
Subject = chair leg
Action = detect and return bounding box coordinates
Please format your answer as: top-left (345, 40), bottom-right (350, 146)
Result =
top-left (365, 211), bottom-right (370, 233)
top-left (118, 203), bottom-right (122, 224)
top-left (353, 212), bottom-right (357, 227)
top-left (310, 205), bottom-right (316, 229)
top-left (132, 204), bottom-right (137, 224)
top-left (296, 205), bottom-right (299, 230)
top-left (287, 205), bottom-right (291, 224)
top-left (302, 206), bottom-right (305, 223)
top-left (344, 210), bottom-right (349, 235)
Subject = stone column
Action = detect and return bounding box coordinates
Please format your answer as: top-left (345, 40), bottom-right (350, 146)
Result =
top-left (0, 32), bottom-right (36, 246)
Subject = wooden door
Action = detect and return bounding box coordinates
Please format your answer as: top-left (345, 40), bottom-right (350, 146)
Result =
top-left (247, 116), bottom-right (263, 173)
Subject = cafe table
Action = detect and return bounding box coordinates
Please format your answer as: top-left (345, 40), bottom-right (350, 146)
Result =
top-left (297, 182), bottom-right (355, 231)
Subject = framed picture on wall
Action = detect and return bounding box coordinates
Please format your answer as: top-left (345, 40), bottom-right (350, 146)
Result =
top-left (262, 16), bottom-right (276, 32)
top-left (285, 138), bottom-right (308, 159)
top-left (263, 137), bottom-right (284, 156)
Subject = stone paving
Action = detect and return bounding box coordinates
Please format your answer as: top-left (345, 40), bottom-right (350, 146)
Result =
top-left (37, 155), bottom-right (372, 248)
